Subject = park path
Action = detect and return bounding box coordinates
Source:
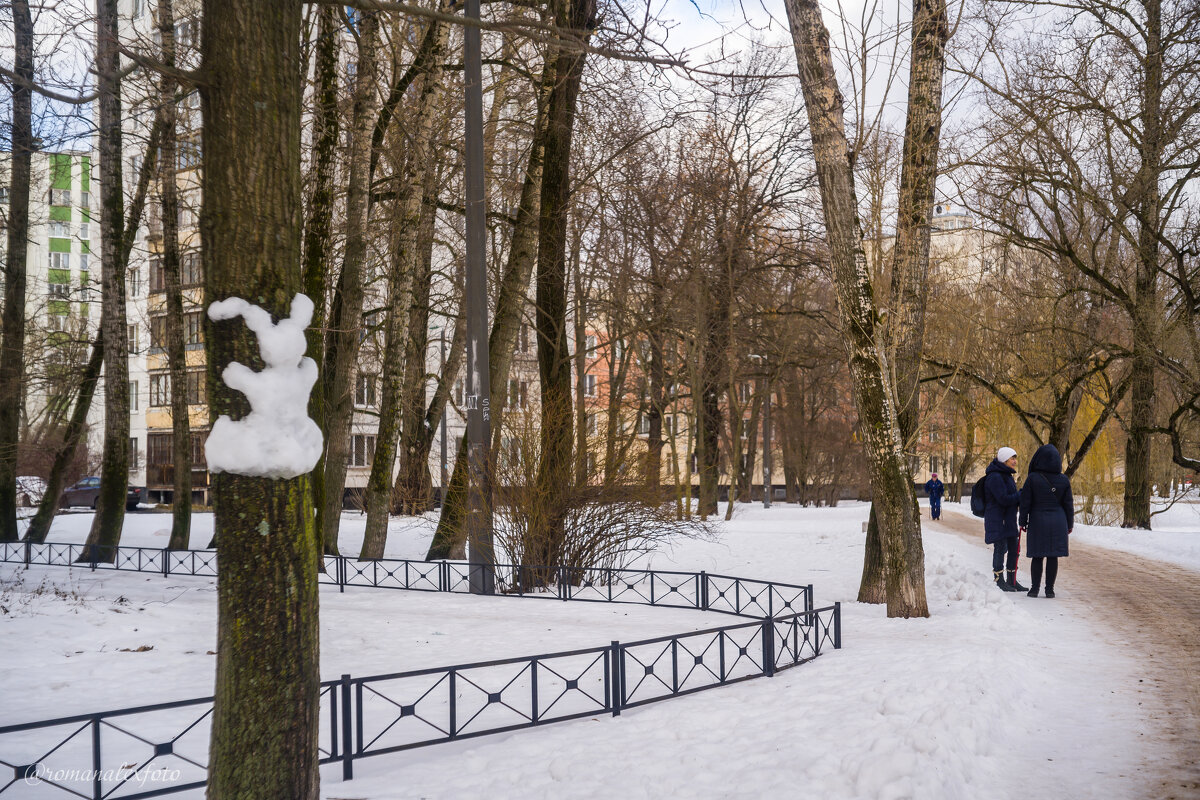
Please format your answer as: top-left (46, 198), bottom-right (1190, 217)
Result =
top-left (929, 511), bottom-right (1200, 800)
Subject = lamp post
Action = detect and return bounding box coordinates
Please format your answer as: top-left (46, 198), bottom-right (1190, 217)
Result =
top-left (463, 0), bottom-right (494, 593)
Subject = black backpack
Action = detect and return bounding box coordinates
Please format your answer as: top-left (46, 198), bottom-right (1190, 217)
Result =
top-left (969, 476), bottom-right (988, 517)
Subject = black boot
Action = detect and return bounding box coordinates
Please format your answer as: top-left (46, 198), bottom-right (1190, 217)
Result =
top-left (1008, 570), bottom-right (1029, 593)
top-left (1027, 584), bottom-right (1039, 597)
top-left (1044, 585), bottom-right (1055, 598)
top-left (995, 571), bottom-right (1016, 592)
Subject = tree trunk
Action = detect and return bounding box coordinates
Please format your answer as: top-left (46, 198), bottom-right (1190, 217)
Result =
top-left (0, 0), bottom-right (33, 542)
top-left (859, 0), bottom-right (947, 601)
top-left (426, 57), bottom-right (554, 561)
top-left (158, 0), bottom-right (192, 550)
top-left (81, 0), bottom-right (132, 562)
top-left (319, 11), bottom-right (382, 555)
top-left (531, 0), bottom-right (595, 564)
top-left (301, 4), bottom-right (342, 544)
top-left (784, 0), bottom-right (929, 617)
top-left (201, 0), bottom-right (319, 795)
top-left (361, 16), bottom-right (448, 560)
top-left (24, 334), bottom-right (105, 544)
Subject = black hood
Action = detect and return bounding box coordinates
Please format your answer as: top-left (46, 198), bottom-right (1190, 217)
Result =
top-left (1028, 443), bottom-right (1063, 474)
top-left (985, 458), bottom-right (1014, 475)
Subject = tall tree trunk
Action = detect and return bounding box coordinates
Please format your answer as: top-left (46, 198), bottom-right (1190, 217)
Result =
top-left (391, 178), bottom-right (441, 517)
top-left (426, 59), bottom-right (554, 561)
top-left (158, 0), bottom-right (192, 551)
top-left (696, 285), bottom-right (728, 518)
top-left (24, 334), bottom-right (105, 543)
top-left (301, 4), bottom-right (342, 544)
top-left (859, 0), bottom-right (947, 600)
top-left (361, 16), bottom-right (448, 560)
top-left (1123, 0), bottom-right (1161, 530)
top-left (532, 0), bottom-right (595, 563)
top-left (784, 0), bottom-right (929, 617)
top-left (81, 0), bottom-right (132, 562)
top-left (201, 0), bottom-right (319, 795)
top-left (320, 10), bottom-right (381, 555)
top-left (0, 0), bottom-right (33, 542)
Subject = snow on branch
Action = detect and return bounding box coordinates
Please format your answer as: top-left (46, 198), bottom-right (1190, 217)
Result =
top-left (204, 294), bottom-right (323, 479)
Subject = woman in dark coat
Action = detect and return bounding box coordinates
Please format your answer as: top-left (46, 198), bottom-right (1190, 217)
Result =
top-left (1019, 443), bottom-right (1074, 597)
top-left (984, 446), bottom-right (1026, 592)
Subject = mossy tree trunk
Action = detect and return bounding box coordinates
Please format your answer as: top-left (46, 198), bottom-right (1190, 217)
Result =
top-left (784, 0), bottom-right (929, 617)
top-left (201, 0), bottom-right (320, 796)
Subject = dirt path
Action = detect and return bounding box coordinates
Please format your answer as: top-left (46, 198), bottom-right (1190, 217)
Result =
top-left (930, 511), bottom-right (1200, 799)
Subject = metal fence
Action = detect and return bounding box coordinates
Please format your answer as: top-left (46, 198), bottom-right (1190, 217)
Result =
top-left (0, 541), bottom-right (841, 798)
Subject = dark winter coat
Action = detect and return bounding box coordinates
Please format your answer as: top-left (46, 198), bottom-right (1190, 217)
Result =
top-left (1019, 444), bottom-right (1074, 558)
top-left (924, 479), bottom-right (944, 501)
top-left (983, 459), bottom-right (1021, 544)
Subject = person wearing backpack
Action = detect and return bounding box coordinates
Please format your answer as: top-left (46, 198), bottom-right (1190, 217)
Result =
top-left (984, 446), bottom-right (1027, 592)
top-left (1019, 443), bottom-right (1074, 597)
top-left (924, 473), bottom-right (945, 520)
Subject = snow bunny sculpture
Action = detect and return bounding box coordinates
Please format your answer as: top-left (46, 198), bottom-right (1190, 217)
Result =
top-left (204, 293), bottom-right (324, 479)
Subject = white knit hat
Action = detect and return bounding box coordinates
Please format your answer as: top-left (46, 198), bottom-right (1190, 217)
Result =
top-left (997, 446), bottom-right (1017, 462)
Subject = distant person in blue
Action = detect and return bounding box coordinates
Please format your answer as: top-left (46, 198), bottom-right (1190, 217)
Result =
top-left (924, 473), bottom-right (945, 519)
top-left (985, 446), bottom-right (1028, 592)
top-left (1019, 443), bottom-right (1074, 598)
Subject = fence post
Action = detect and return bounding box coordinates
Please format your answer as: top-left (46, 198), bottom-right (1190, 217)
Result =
top-left (762, 618), bottom-right (775, 677)
top-left (610, 641), bottom-right (622, 716)
top-left (559, 565), bottom-right (568, 601)
top-left (163, 548), bottom-right (170, 576)
top-left (699, 571), bottom-right (708, 610)
top-left (340, 674), bottom-right (353, 780)
top-left (91, 715), bottom-right (102, 800)
top-left (338, 556), bottom-right (346, 593)
top-left (833, 602), bottom-right (842, 650)
top-left (807, 584), bottom-right (813, 614)
top-left (89, 544), bottom-right (98, 572)
top-left (448, 670), bottom-right (458, 738)
top-left (24, 539), bottom-right (31, 566)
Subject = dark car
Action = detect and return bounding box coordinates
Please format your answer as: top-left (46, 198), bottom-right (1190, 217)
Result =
top-left (60, 477), bottom-right (145, 511)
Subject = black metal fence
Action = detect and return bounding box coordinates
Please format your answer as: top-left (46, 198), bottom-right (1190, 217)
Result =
top-left (0, 541), bottom-right (841, 798)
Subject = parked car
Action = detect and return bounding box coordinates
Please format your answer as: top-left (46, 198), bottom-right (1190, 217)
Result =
top-left (59, 477), bottom-right (145, 511)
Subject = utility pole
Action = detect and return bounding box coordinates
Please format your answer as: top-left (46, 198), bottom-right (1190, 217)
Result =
top-left (463, 0), bottom-right (494, 593)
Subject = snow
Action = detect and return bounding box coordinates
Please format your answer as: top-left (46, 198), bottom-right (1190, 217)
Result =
top-left (2, 503), bottom-right (1184, 799)
top-left (205, 293), bottom-right (323, 479)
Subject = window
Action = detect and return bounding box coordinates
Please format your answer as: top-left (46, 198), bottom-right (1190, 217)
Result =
top-left (150, 258), bottom-right (165, 292)
top-left (519, 381), bottom-right (528, 409)
top-left (132, 0), bottom-right (146, 18)
top-left (79, 280), bottom-right (91, 301)
top-left (186, 370), bottom-right (205, 405)
top-left (739, 382), bottom-right (751, 403)
top-left (0, 187), bottom-right (8, 205)
top-left (177, 204), bottom-right (197, 230)
top-left (49, 281), bottom-right (70, 299)
top-left (181, 252), bottom-right (203, 286)
top-left (80, 191), bottom-right (90, 208)
top-left (639, 414), bottom-right (651, 436)
top-left (129, 380), bottom-right (139, 411)
top-left (150, 373), bottom-right (171, 406)
top-left (49, 188), bottom-right (71, 206)
top-left (150, 315), bottom-right (167, 350)
top-left (584, 334), bottom-right (596, 354)
top-left (49, 251), bottom-right (70, 270)
top-left (79, 253), bottom-right (89, 272)
top-left (128, 268), bottom-right (142, 297)
top-left (175, 18), bottom-right (195, 49)
top-left (355, 374), bottom-right (377, 407)
top-left (79, 222), bottom-right (89, 241)
top-left (191, 431), bottom-right (208, 467)
top-left (455, 379), bottom-right (464, 405)
top-left (583, 374), bottom-right (596, 397)
top-left (48, 313), bottom-right (69, 332)
top-left (519, 323), bottom-right (529, 353)
top-left (177, 137), bottom-right (202, 170)
top-left (586, 412), bottom-right (598, 435)
top-left (148, 433), bottom-right (172, 466)
top-left (349, 434), bottom-right (376, 467)
top-left (614, 339), bottom-right (625, 362)
top-left (49, 221), bottom-right (70, 238)
top-left (185, 311), bottom-right (203, 346)
top-left (509, 379), bottom-right (519, 408)
top-left (129, 437), bottom-right (139, 470)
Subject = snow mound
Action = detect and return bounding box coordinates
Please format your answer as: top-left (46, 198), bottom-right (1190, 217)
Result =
top-left (205, 293), bottom-right (323, 479)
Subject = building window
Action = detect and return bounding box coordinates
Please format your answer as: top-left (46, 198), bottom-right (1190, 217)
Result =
top-left (49, 281), bottom-right (70, 299)
top-left (128, 268), bottom-right (141, 297)
top-left (185, 311), bottom-right (203, 346)
top-left (0, 187), bottom-right (8, 205)
top-left (186, 370), bottom-right (205, 405)
top-left (583, 374), bottom-right (596, 397)
top-left (177, 204), bottom-right (197, 230)
top-left (355, 374), bottom-right (377, 407)
top-left (150, 315), bottom-right (167, 350)
top-left (129, 437), bottom-right (140, 470)
top-left (739, 382), bottom-right (751, 403)
top-left (149, 258), bottom-right (164, 292)
top-left (49, 221), bottom-right (70, 238)
top-left (519, 323), bottom-right (529, 353)
top-left (79, 191), bottom-right (89, 208)
top-left (150, 374), bottom-right (171, 406)
top-left (586, 412), bottom-right (598, 435)
top-left (48, 313), bottom-right (69, 332)
top-left (177, 136), bottom-right (202, 170)
top-left (79, 222), bottom-right (89, 241)
top-left (49, 252), bottom-right (70, 270)
top-left (175, 18), bottom-right (196, 49)
top-left (49, 188), bottom-right (71, 206)
top-left (79, 281), bottom-right (91, 301)
top-left (79, 252), bottom-right (89, 272)
top-left (132, 0), bottom-right (146, 18)
top-left (181, 252), bottom-right (203, 287)
top-left (639, 414), bottom-right (651, 436)
top-left (130, 380), bottom-right (139, 411)
top-left (148, 433), bottom-right (172, 466)
top-left (455, 379), bottom-right (464, 405)
top-left (349, 434), bottom-right (376, 467)
top-left (584, 334), bottom-right (596, 354)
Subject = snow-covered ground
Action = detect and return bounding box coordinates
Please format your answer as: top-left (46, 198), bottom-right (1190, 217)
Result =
top-left (3, 503), bottom-right (1190, 799)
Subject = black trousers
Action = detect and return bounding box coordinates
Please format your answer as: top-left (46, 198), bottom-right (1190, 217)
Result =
top-left (1030, 557), bottom-right (1059, 588)
top-left (992, 537), bottom-right (1019, 573)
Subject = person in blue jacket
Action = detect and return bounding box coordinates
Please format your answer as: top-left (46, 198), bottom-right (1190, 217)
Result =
top-left (924, 473), bottom-right (945, 519)
top-left (985, 447), bottom-right (1027, 592)
top-left (1019, 443), bottom-right (1074, 597)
